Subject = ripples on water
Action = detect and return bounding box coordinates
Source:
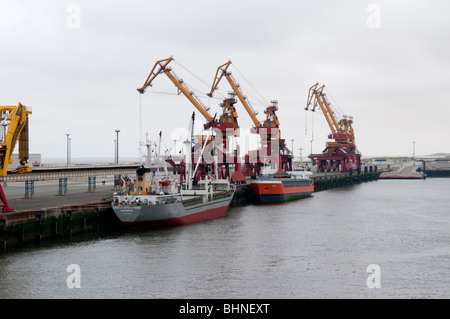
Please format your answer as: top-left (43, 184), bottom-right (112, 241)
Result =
top-left (1, 179), bottom-right (450, 298)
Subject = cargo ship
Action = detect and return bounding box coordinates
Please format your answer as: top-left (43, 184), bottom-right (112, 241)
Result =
top-left (111, 171), bottom-right (235, 229)
top-left (111, 126), bottom-right (235, 229)
top-left (250, 167), bottom-right (314, 204)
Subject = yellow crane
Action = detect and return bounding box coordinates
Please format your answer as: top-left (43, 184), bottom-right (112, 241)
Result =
top-left (306, 83), bottom-right (356, 150)
top-left (137, 57), bottom-right (214, 123)
top-left (0, 102), bottom-right (32, 212)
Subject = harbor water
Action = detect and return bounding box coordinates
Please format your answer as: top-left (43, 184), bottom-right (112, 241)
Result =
top-left (1, 178), bottom-right (449, 299)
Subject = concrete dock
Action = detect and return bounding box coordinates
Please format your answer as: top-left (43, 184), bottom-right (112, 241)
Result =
top-left (379, 162), bottom-right (424, 179)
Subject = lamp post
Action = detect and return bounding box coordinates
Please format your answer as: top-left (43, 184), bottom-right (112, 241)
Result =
top-left (66, 134), bottom-right (71, 166)
top-left (115, 130), bottom-right (120, 164)
top-left (413, 141), bottom-right (416, 163)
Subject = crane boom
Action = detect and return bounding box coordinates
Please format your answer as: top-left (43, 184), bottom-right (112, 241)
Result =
top-left (209, 61), bottom-right (261, 128)
top-left (137, 57), bottom-right (214, 123)
top-left (306, 83), bottom-right (338, 135)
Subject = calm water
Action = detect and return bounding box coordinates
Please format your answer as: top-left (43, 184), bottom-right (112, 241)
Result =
top-left (1, 178), bottom-right (450, 299)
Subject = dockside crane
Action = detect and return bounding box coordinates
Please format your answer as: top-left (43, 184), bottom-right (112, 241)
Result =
top-left (305, 83), bottom-right (360, 172)
top-left (0, 102), bottom-right (32, 212)
top-left (209, 60), bottom-right (292, 176)
top-left (137, 57), bottom-right (245, 183)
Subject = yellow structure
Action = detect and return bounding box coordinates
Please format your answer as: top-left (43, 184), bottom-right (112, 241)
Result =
top-left (137, 57), bottom-right (214, 123)
top-left (0, 103), bottom-right (32, 176)
top-left (0, 102), bottom-right (32, 212)
top-left (305, 83), bottom-right (356, 151)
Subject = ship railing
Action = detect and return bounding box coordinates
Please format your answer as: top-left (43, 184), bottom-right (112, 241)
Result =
top-left (113, 193), bottom-right (180, 206)
top-left (212, 190), bottom-right (234, 201)
top-left (181, 196), bottom-right (203, 207)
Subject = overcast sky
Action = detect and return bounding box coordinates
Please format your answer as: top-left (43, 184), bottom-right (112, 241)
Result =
top-left (1, 0), bottom-right (449, 163)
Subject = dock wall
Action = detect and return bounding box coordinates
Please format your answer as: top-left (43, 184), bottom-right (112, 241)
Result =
top-left (0, 201), bottom-right (123, 251)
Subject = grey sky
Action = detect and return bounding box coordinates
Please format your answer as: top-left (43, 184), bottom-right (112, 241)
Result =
top-left (1, 0), bottom-right (449, 162)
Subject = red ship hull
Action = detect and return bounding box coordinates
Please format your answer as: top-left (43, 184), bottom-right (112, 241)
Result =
top-left (123, 204), bottom-right (229, 230)
top-left (250, 180), bottom-right (314, 204)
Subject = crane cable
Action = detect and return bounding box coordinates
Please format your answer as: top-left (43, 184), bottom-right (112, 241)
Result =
top-left (230, 63), bottom-right (269, 107)
top-left (173, 59), bottom-right (226, 100)
top-left (324, 87), bottom-right (344, 120)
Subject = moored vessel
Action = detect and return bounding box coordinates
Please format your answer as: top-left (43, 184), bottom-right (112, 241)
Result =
top-left (250, 167), bottom-right (314, 204)
top-left (112, 120), bottom-right (235, 229)
top-left (112, 173), bottom-right (235, 229)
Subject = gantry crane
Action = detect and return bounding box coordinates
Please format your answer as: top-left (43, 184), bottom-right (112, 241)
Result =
top-left (137, 57), bottom-right (245, 183)
top-left (0, 102), bottom-right (32, 212)
top-left (208, 60), bottom-right (292, 176)
top-left (305, 83), bottom-right (360, 172)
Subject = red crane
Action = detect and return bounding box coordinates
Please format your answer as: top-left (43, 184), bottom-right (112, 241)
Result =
top-left (137, 57), bottom-right (245, 183)
top-left (208, 60), bottom-right (292, 177)
top-left (305, 83), bottom-right (361, 173)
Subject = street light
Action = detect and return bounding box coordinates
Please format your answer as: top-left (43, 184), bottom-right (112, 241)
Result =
top-left (66, 134), bottom-right (71, 166)
top-left (115, 130), bottom-right (120, 164)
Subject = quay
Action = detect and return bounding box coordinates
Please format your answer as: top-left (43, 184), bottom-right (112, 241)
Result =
top-left (379, 161), bottom-right (424, 179)
top-left (0, 167), bottom-right (381, 251)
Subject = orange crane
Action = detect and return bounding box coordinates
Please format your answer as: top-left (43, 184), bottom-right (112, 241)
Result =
top-left (0, 102), bottom-right (32, 212)
top-left (137, 57), bottom-right (245, 182)
top-left (208, 60), bottom-right (292, 176)
top-left (305, 83), bottom-right (360, 172)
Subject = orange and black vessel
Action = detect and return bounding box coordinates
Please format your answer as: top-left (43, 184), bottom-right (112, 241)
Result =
top-left (250, 168), bottom-right (314, 204)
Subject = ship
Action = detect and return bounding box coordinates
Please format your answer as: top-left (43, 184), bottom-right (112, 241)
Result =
top-left (112, 171), bottom-right (235, 228)
top-left (250, 167), bottom-right (314, 204)
top-left (111, 124), bottom-right (235, 229)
